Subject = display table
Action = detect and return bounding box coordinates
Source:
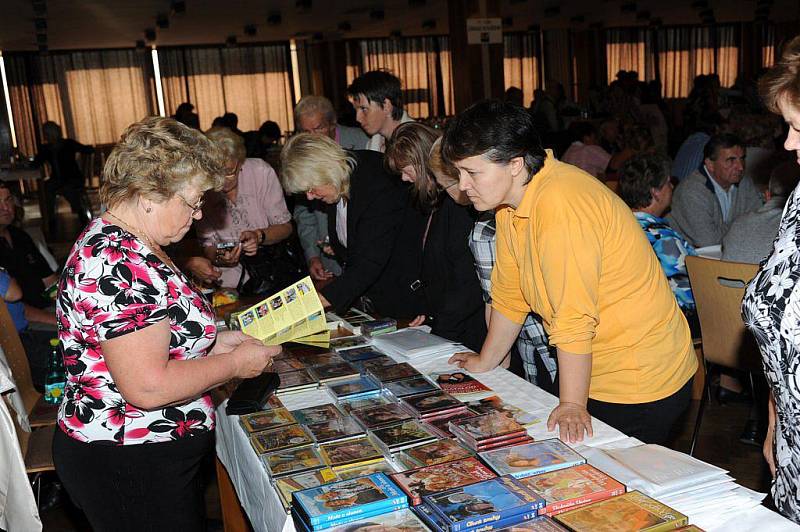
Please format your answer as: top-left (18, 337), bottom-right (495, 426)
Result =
top-left (215, 341), bottom-right (799, 531)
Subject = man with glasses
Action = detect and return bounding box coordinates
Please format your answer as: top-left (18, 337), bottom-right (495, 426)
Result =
top-left (292, 96), bottom-right (369, 281)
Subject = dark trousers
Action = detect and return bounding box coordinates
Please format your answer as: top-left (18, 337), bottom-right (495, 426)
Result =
top-left (19, 328), bottom-right (54, 393)
top-left (53, 427), bottom-right (213, 532)
top-left (45, 180), bottom-right (88, 231)
top-left (587, 379), bottom-right (693, 445)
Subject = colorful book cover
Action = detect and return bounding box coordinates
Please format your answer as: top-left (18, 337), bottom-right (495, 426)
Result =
top-left (238, 277), bottom-right (328, 346)
top-left (402, 391), bottom-right (464, 417)
top-left (369, 420), bottom-right (437, 452)
top-left (384, 376), bottom-right (439, 397)
top-left (403, 439), bottom-right (474, 467)
top-left (309, 362), bottom-right (359, 383)
top-left (350, 355), bottom-right (396, 374)
top-left (473, 435), bottom-right (535, 452)
top-left (516, 464), bottom-right (626, 516)
top-left (326, 376), bottom-right (381, 400)
top-left (292, 472), bottom-right (408, 526)
top-left (479, 440), bottom-right (586, 479)
top-left (265, 394), bottom-right (285, 410)
top-left (319, 436), bottom-right (385, 469)
top-left (554, 491), bottom-right (689, 532)
top-left (414, 501), bottom-right (451, 531)
top-left (239, 408), bottom-right (297, 433)
top-left (320, 508), bottom-right (429, 532)
top-left (389, 457), bottom-right (497, 505)
top-left (250, 424), bottom-right (314, 454)
top-left (306, 417), bottom-right (365, 443)
top-left (450, 411), bottom-right (526, 442)
top-left (263, 445), bottom-right (326, 478)
top-left (275, 468), bottom-right (338, 510)
top-left (338, 347), bottom-right (387, 363)
top-left (294, 351), bottom-right (346, 367)
top-left (277, 369), bottom-right (318, 393)
top-left (430, 371), bottom-right (493, 399)
top-left (336, 459), bottom-right (397, 480)
top-left (368, 362), bottom-right (423, 383)
top-left (272, 357), bottom-right (308, 373)
top-left (330, 335), bottom-right (370, 351)
top-left (293, 504), bottom-right (410, 531)
top-left (337, 391), bottom-right (393, 415)
top-left (424, 476), bottom-right (546, 532)
top-left (424, 409), bottom-right (479, 439)
top-left (292, 404), bottom-right (343, 426)
top-left (351, 403), bottom-right (413, 429)
top-left (497, 516), bottom-right (571, 531)
top-left (465, 396), bottom-right (542, 428)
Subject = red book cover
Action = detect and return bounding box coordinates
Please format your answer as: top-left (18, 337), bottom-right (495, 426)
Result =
top-left (389, 457), bottom-right (497, 505)
top-left (431, 371), bottom-right (493, 397)
top-left (517, 464), bottom-right (626, 516)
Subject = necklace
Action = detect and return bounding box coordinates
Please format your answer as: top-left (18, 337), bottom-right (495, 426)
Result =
top-left (105, 210), bottom-right (178, 273)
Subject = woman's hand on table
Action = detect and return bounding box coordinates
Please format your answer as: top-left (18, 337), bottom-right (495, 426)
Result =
top-left (184, 256), bottom-right (221, 285)
top-left (409, 314), bottom-right (426, 327)
top-left (239, 230), bottom-right (260, 256)
top-left (547, 401), bottom-right (594, 444)
top-left (448, 351), bottom-right (492, 372)
top-left (230, 340), bottom-right (280, 379)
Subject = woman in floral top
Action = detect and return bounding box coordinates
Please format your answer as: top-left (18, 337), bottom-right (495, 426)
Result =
top-left (53, 117), bottom-right (278, 531)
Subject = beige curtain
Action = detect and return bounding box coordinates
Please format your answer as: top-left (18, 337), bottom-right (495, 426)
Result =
top-left (158, 44), bottom-right (295, 134)
top-left (716, 26), bottom-right (738, 88)
top-left (657, 27), bottom-right (716, 98)
top-left (437, 37), bottom-right (454, 116)
top-left (357, 37), bottom-right (453, 118)
top-left (504, 33), bottom-right (540, 108)
top-left (605, 28), bottom-right (656, 83)
top-left (760, 24), bottom-right (775, 68)
top-left (4, 50), bottom-right (153, 156)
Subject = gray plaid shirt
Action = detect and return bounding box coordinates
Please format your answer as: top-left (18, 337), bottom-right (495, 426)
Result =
top-left (468, 213), bottom-right (558, 383)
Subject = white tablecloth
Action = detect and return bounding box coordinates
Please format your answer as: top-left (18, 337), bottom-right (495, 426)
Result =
top-left (215, 347), bottom-right (798, 531)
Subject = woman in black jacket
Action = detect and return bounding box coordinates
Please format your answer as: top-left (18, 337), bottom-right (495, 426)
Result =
top-left (280, 133), bottom-right (426, 319)
top-left (385, 123), bottom-right (487, 351)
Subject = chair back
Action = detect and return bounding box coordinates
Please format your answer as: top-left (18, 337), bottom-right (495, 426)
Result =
top-left (686, 255), bottom-right (761, 371)
top-left (0, 299), bottom-right (41, 416)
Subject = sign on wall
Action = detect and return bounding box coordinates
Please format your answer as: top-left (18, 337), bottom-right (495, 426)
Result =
top-left (466, 18), bottom-right (503, 45)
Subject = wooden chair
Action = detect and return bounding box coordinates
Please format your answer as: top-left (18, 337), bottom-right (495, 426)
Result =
top-left (0, 298), bottom-right (58, 428)
top-left (685, 255), bottom-right (761, 456)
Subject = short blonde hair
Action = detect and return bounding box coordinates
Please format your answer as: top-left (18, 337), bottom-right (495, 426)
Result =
top-left (760, 35), bottom-right (800, 114)
top-left (281, 133), bottom-right (355, 198)
top-left (101, 116), bottom-right (224, 208)
top-left (429, 137), bottom-right (459, 189)
top-left (294, 95), bottom-right (337, 129)
top-left (205, 126), bottom-right (247, 163)
top-left (385, 122), bottom-right (442, 208)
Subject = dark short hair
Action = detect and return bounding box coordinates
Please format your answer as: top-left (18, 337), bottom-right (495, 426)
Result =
top-left (703, 133), bottom-right (744, 161)
top-left (568, 121), bottom-right (597, 143)
top-left (441, 100), bottom-right (545, 185)
top-left (346, 70), bottom-right (403, 120)
top-left (618, 153), bottom-right (672, 210)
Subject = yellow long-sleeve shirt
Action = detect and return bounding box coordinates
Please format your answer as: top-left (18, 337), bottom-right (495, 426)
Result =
top-left (491, 153), bottom-right (697, 404)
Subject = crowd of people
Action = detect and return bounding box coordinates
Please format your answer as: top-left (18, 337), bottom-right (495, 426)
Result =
top-left (3, 36), bottom-right (800, 530)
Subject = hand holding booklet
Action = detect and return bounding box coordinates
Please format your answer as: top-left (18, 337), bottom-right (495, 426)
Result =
top-left (237, 276), bottom-right (330, 347)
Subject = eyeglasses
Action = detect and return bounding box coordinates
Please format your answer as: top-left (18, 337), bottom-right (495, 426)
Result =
top-left (177, 194), bottom-right (204, 216)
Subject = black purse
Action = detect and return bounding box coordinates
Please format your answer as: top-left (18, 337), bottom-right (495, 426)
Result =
top-left (225, 372), bottom-right (281, 416)
top-left (237, 237), bottom-right (308, 297)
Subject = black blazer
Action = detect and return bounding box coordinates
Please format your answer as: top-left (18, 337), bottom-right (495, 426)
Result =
top-left (421, 196), bottom-right (487, 351)
top-left (321, 150), bottom-right (427, 319)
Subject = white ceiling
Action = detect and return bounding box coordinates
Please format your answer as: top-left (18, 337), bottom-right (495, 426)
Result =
top-left (0, 0), bottom-right (795, 52)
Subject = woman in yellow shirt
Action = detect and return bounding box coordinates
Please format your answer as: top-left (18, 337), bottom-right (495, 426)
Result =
top-left (444, 100), bottom-right (697, 445)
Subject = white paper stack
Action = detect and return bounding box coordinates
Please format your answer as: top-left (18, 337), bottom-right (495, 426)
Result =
top-left (581, 442), bottom-right (770, 531)
top-left (371, 328), bottom-right (462, 360)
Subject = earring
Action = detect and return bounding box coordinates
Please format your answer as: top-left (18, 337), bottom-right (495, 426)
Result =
top-left (145, 207), bottom-right (152, 213)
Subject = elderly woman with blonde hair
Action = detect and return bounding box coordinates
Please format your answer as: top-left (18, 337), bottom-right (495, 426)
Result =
top-left (384, 123), bottom-right (486, 351)
top-left (53, 116), bottom-right (278, 531)
top-left (194, 126), bottom-right (293, 289)
top-left (281, 133), bottom-right (426, 318)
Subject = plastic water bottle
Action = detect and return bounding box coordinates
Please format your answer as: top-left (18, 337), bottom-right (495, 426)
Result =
top-left (44, 338), bottom-right (66, 405)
